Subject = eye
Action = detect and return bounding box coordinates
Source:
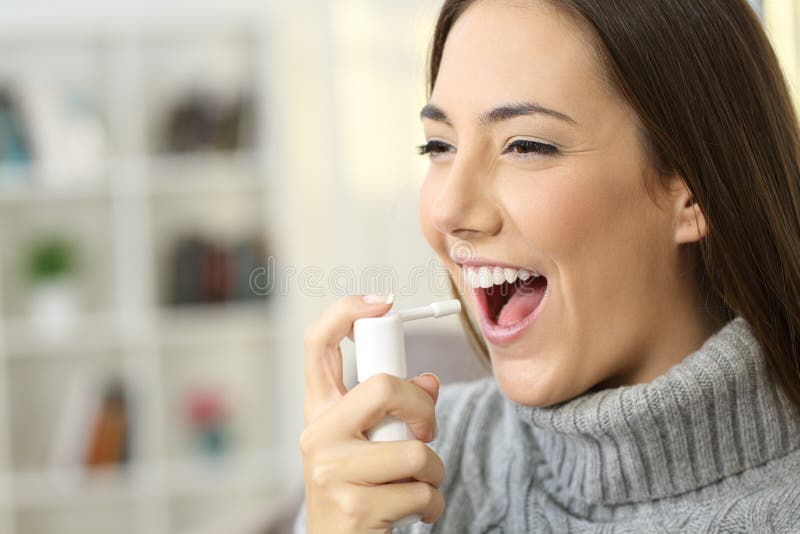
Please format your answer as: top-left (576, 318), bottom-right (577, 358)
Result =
top-left (416, 140), bottom-right (455, 158)
top-left (502, 139), bottom-right (559, 158)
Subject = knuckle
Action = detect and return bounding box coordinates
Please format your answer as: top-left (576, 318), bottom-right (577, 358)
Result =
top-left (336, 491), bottom-right (368, 526)
top-left (310, 462), bottom-right (337, 489)
top-left (414, 481), bottom-right (437, 505)
top-left (370, 373), bottom-right (398, 404)
top-left (298, 428), bottom-right (316, 456)
top-left (405, 440), bottom-right (431, 474)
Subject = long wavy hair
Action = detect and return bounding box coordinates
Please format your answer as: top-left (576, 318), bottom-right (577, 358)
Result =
top-left (429, 0), bottom-right (800, 415)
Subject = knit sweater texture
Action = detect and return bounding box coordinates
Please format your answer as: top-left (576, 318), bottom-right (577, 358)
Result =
top-left (294, 316), bottom-right (800, 532)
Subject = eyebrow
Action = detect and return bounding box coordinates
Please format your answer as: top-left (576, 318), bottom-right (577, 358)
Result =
top-left (419, 101), bottom-right (578, 127)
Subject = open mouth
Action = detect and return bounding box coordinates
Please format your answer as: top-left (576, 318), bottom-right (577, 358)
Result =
top-left (481, 275), bottom-right (547, 327)
top-left (459, 264), bottom-right (548, 344)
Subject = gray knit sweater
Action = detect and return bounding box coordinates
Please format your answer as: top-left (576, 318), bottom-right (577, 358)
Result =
top-left (294, 316), bottom-right (800, 532)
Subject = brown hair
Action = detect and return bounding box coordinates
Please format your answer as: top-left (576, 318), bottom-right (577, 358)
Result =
top-left (429, 0), bottom-right (800, 414)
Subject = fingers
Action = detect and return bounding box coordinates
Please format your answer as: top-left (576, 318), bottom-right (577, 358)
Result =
top-left (301, 295), bottom-right (447, 530)
top-left (308, 294), bottom-right (393, 350)
top-left (302, 438), bottom-right (448, 528)
top-left (323, 373), bottom-right (439, 441)
top-left (343, 439), bottom-right (446, 487)
top-left (410, 373), bottom-right (440, 404)
top-left (322, 481), bottom-right (445, 530)
top-left (362, 481), bottom-right (446, 525)
top-left (304, 294), bottom-right (394, 425)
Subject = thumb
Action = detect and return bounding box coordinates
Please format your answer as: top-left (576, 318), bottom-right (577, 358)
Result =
top-left (410, 372), bottom-right (440, 404)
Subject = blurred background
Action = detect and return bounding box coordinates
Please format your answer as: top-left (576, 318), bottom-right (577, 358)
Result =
top-left (0, 1), bottom-right (794, 533)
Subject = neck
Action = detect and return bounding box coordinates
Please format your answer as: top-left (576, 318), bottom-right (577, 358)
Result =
top-left (600, 271), bottom-right (724, 390)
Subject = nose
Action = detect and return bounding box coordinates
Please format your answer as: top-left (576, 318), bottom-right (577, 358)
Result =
top-left (429, 154), bottom-right (503, 241)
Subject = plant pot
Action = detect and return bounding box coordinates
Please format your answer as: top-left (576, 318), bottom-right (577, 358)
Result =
top-left (28, 278), bottom-right (80, 339)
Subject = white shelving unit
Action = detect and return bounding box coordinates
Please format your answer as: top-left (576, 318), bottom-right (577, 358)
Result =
top-left (0, 3), bottom-right (299, 533)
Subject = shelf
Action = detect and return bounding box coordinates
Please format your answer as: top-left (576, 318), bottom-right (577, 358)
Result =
top-left (8, 450), bottom-right (285, 509)
top-left (157, 301), bottom-right (279, 348)
top-left (1, 301), bottom-right (280, 356)
top-left (11, 465), bottom-right (154, 508)
top-left (165, 450), bottom-right (281, 497)
top-left (3, 311), bottom-right (121, 358)
top-left (147, 150), bottom-right (264, 197)
top-left (170, 489), bottom-right (285, 534)
top-left (0, 151), bottom-right (267, 204)
top-left (0, 181), bottom-right (111, 205)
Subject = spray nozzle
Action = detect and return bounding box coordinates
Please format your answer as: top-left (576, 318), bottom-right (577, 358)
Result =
top-left (396, 299), bottom-right (462, 322)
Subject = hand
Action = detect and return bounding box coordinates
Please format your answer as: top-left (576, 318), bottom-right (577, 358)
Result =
top-left (300, 294), bottom-right (446, 533)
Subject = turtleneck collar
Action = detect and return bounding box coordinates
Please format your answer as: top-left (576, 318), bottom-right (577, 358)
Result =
top-left (508, 316), bottom-right (800, 506)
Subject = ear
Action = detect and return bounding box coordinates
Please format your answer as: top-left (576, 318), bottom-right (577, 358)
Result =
top-left (670, 179), bottom-right (707, 244)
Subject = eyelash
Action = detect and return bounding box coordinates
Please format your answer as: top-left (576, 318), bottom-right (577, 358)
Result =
top-left (416, 140), bottom-right (454, 157)
top-left (416, 139), bottom-right (559, 159)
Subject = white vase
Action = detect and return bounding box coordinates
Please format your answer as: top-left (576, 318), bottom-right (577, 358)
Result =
top-left (28, 279), bottom-right (80, 340)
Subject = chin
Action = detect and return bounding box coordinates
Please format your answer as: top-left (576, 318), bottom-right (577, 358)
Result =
top-left (490, 355), bottom-right (576, 407)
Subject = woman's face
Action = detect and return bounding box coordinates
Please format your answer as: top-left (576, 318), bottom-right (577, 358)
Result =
top-left (419, 0), bottom-right (711, 406)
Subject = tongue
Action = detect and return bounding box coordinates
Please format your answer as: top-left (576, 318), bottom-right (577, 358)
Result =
top-left (496, 279), bottom-right (545, 327)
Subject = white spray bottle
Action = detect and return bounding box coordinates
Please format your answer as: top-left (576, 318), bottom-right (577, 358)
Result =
top-left (353, 298), bottom-right (461, 527)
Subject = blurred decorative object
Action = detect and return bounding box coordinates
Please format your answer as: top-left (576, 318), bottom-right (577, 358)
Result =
top-left (23, 234), bottom-right (81, 337)
top-left (84, 378), bottom-right (131, 468)
top-left (161, 90), bottom-right (254, 153)
top-left (184, 386), bottom-right (231, 457)
top-left (0, 87), bottom-right (32, 183)
top-left (50, 367), bottom-right (103, 471)
top-left (18, 80), bottom-right (107, 188)
top-left (170, 234), bottom-right (269, 305)
top-left (25, 234), bottom-right (77, 283)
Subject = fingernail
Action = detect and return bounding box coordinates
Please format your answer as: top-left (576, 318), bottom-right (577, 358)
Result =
top-left (363, 293), bottom-right (394, 304)
top-left (419, 372), bottom-right (440, 388)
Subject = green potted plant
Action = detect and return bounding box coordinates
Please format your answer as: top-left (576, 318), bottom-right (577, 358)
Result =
top-left (23, 234), bottom-right (81, 337)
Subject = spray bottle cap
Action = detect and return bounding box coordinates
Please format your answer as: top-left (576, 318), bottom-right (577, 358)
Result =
top-left (353, 298), bottom-right (462, 382)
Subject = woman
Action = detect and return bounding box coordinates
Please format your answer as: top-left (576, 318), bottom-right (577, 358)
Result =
top-left (296, 0), bottom-right (800, 532)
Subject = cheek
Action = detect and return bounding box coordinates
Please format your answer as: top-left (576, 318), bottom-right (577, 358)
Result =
top-left (502, 159), bottom-right (661, 323)
top-left (502, 163), bottom-right (638, 262)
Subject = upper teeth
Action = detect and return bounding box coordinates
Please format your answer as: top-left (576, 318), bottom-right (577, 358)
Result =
top-left (462, 266), bottom-right (540, 289)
